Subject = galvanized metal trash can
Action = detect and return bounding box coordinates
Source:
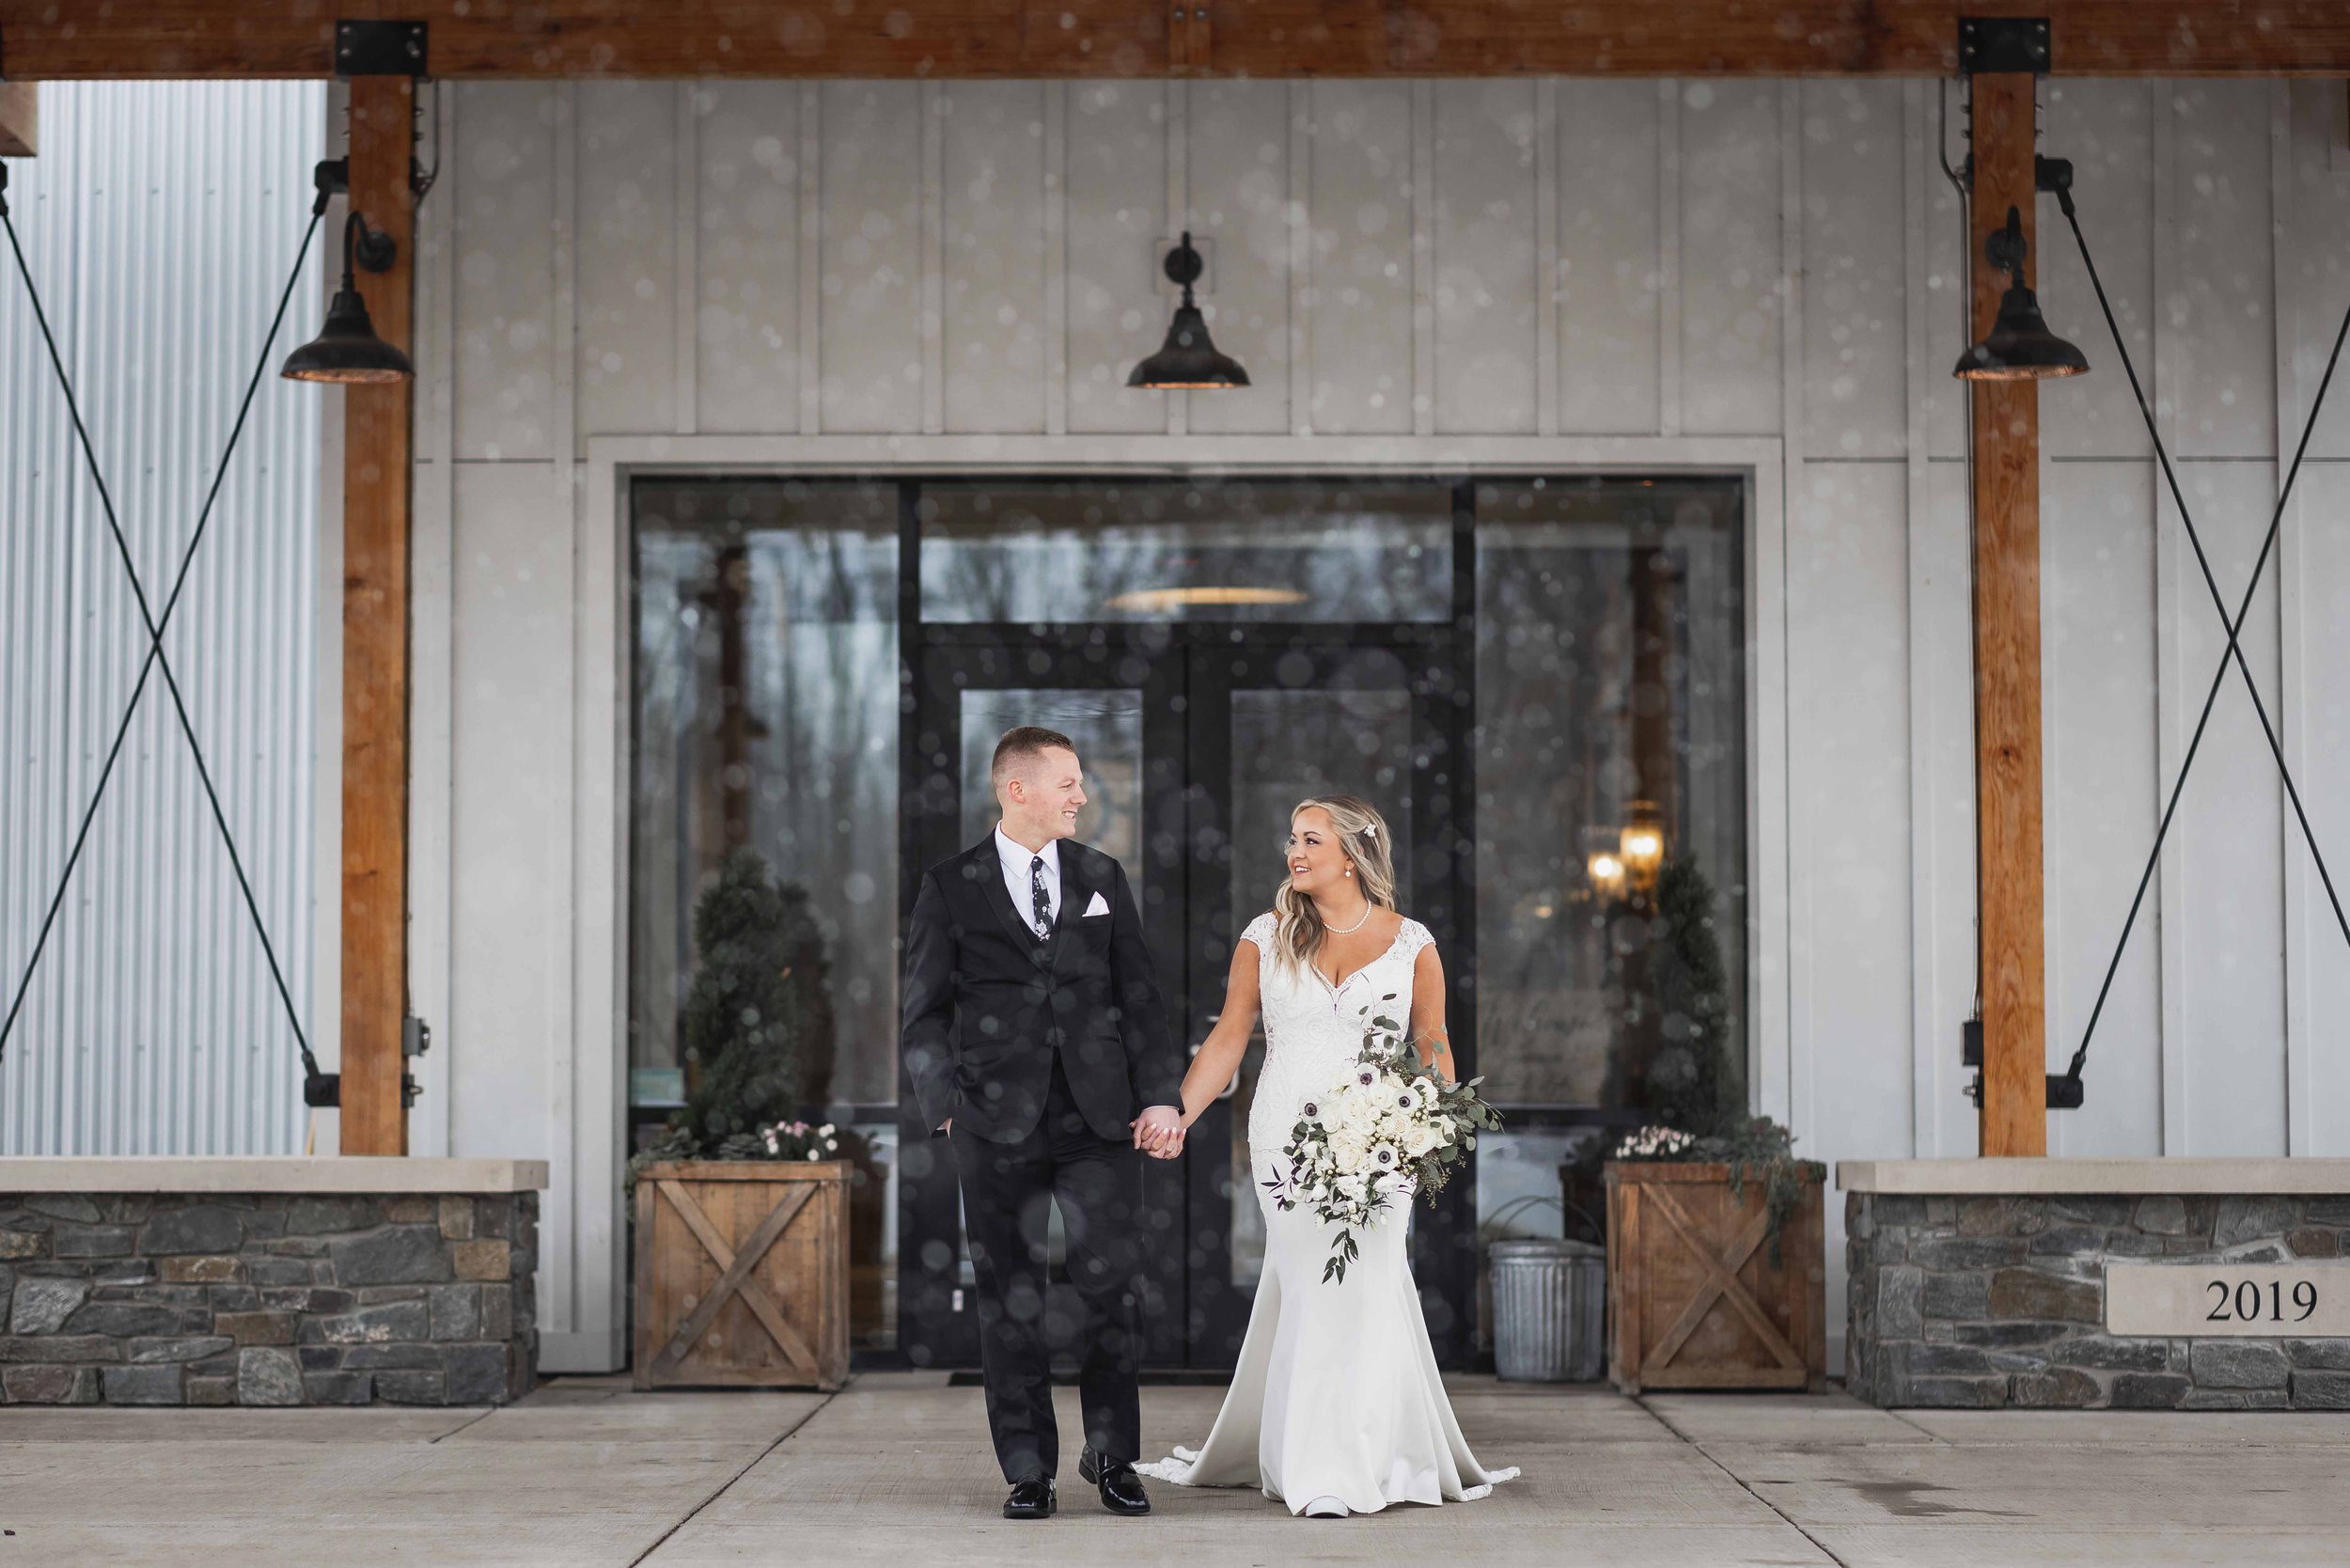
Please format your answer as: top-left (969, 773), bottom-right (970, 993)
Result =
top-left (1490, 1237), bottom-right (1606, 1382)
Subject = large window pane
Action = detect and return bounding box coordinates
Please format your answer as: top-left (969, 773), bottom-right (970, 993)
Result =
top-left (920, 478), bottom-right (1452, 623)
top-left (630, 477), bottom-right (901, 1347)
top-left (1472, 478), bottom-right (1747, 1111)
top-left (1470, 478), bottom-right (1747, 1296)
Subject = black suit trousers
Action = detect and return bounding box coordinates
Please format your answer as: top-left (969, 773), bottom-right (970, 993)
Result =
top-left (950, 1055), bottom-right (1144, 1482)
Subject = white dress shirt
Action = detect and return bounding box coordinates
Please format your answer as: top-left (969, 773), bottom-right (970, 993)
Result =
top-left (994, 825), bottom-right (1061, 937)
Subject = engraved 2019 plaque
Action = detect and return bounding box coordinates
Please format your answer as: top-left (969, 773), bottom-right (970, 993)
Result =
top-left (2106, 1262), bottom-right (2350, 1337)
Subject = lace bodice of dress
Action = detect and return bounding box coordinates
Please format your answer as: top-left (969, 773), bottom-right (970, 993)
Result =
top-left (1242, 911), bottom-right (1436, 1161)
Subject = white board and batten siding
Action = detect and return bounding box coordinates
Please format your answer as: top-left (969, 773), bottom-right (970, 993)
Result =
top-left (374, 78), bottom-right (2350, 1372)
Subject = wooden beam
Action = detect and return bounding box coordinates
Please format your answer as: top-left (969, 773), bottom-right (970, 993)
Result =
top-left (7, 2), bottom-right (2350, 79)
top-left (1969, 71), bottom-right (2047, 1159)
top-left (0, 82), bottom-right (33, 157)
top-left (339, 73), bottom-right (417, 1157)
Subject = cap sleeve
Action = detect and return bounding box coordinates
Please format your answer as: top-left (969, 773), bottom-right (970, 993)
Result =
top-left (1239, 911), bottom-right (1277, 952)
top-left (1396, 917), bottom-right (1436, 964)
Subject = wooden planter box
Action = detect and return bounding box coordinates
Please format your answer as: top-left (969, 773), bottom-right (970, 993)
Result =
top-left (633, 1160), bottom-right (850, 1390)
top-left (1605, 1160), bottom-right (1826, 1394)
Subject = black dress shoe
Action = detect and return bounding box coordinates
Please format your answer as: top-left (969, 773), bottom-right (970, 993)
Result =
top-left (1002, 1478), bottom-right (1057, 1520)
top-left (1078, 1446), bottom-right (1151, 1515)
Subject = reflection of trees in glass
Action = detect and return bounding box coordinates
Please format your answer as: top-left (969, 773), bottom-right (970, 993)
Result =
top-left (631, 488), bottom-right (898, 1107)
top-left (1472, 483), bottom-right (1745, 1109)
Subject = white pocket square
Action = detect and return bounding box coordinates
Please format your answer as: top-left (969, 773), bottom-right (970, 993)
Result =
top-left (1083, 891), bottom-right (1111, 917)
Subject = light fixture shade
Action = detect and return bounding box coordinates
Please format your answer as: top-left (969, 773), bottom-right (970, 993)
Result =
top-left (1954, 282), bottom-right (2090, 381)
top-left (1128, 302), bottom-right (1250, 390)
top-left (281, 285), bottom-right (413, 384)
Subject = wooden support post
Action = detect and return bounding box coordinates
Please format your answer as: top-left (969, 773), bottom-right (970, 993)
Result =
top-left (0, 83), bottom-right (35, 158)
top-left (339, 74), bottom-right (416, 1155)
top-left (1968, 71), bottom-right (2048, 1157)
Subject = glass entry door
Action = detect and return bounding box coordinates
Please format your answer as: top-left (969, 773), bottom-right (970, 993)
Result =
top-left (901, 623), bottom-right (1472, 1370)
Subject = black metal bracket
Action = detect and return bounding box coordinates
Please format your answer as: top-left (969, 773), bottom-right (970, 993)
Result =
top-left (312, 157), bottom-right (347, 217)
top-left (1961, 1016), bottom-right (2083, 1109)
top-left (1162, 231), bottom-right (1206, 291)
top-left (336, 20), bottom-right (429, 78)
top-left (1960, 1073), bottom-right (2087, 1110)
top-left (1958, 17), bottom-right (2051, 76)
top-left (1983, 204), bottom-right (2029, 273)
top-left (304, 1069), bottom-right (423, 1107)
top-left (350, 215), bottom-right (398, 274)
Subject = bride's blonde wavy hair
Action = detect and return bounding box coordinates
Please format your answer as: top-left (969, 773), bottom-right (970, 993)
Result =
top-left (1268, 794), bottom-right (1398, 977)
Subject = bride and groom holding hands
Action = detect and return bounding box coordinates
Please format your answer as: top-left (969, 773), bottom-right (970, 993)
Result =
top-left (901, 725), bottom-right (1516, 1522)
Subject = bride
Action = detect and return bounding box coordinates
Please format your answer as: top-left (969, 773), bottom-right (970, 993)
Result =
top-left (1133, 793), bottom-right (1518, 1518)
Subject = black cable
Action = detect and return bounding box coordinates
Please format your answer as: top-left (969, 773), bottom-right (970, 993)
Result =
top-left (2060, 194), bottom-right (2350, 944)
top-left (0, 194), bottom-right (327, 1079)
top-left (2059, 189), bottom-right (2350, 1079)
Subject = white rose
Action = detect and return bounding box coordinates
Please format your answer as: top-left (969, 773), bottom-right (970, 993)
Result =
top-left (1403, 1123), bottom-right (1441, 1157)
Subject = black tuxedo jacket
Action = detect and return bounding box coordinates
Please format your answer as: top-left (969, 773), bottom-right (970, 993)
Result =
top-left (900, 836), bottom-right (1182, 1144)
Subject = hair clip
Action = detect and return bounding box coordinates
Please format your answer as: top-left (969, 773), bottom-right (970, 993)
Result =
top-left (1361, 823), bottom-right (1376, 839)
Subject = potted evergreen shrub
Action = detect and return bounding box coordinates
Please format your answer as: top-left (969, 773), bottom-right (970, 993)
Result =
top-left (629, 849), bottom-right (851, 1390)
top-left (1604, 857), bottom-right (1827, 1393)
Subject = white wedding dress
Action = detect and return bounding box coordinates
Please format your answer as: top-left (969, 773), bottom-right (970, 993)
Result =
top-left (1136, 913), bottom-right (1518, 1515)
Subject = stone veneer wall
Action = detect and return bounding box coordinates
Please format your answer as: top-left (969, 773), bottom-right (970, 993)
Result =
top-left (1846, 1192), bottom-right (2350, 1409)
top-left (0, 1192), bottom-right (538, 1406)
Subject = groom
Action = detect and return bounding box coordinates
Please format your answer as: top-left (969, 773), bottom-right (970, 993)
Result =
top-left (901, 726), bottom-right (1185, 1520)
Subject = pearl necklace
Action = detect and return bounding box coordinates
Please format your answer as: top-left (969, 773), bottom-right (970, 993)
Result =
top-left (1324, 900), bottom-right (1374, 935)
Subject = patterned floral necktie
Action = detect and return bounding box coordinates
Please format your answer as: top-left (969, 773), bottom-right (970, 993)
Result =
top-left (1030, 855), bottom-right (1052, 938)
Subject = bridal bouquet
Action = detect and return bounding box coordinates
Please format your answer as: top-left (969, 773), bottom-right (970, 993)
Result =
top-left (1263, 996), bottom-right (1502, 1284)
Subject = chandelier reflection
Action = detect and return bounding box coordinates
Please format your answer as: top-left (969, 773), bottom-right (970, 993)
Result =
top-left (1102, 586), bottom-right (1308, 614)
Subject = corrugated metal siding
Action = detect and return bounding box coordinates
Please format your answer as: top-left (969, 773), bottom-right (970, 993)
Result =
top-left (0, 82), bottom-right (324, 1154)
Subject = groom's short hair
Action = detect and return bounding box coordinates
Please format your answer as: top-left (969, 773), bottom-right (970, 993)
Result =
top-left (992, 726), bottom-right (1077, 788)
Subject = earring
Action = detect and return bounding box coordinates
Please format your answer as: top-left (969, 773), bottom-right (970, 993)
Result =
top-left (1344, 868), bottom-right (1353, 877)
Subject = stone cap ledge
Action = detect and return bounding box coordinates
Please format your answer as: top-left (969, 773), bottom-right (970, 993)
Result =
top-left (0, 1156), bottom-right (549, 1194)
top-left (1838, 1157), bottom-right (2350, 1195)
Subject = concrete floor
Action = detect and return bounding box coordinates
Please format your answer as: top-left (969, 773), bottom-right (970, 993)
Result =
top-left (1, 1374), bottom-right (2343, 1566)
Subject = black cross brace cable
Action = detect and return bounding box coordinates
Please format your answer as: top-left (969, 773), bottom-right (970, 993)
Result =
top-left (0, 169), bottom-right (326, 1082)
top-left (2059, 186), bottom-right (2350, 1081)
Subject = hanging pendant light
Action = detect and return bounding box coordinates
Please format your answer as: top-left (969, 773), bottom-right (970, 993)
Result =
top-left (1954, 206), bottom-right (2088, 382)
top-left (1128, 231), bottom-right (1249, 391)
top-left (283, 210), bottom-right (413, 384)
